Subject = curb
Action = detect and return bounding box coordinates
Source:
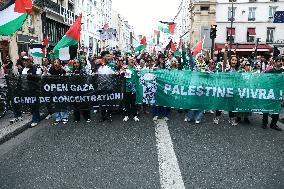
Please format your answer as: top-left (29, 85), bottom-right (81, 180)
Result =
top-left (0, 113), bottom-right (48, 145)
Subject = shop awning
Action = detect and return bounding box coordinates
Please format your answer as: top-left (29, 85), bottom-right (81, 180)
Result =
top-left (247, 28), bottom-right (256, 35)
top-left (227, 28), bottom-right (235, 35)
top-left (215, 43), bottom-right (272, 52)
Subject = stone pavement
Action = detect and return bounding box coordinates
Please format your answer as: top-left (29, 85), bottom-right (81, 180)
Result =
top-left (0, 111), bottom-right (47, 144)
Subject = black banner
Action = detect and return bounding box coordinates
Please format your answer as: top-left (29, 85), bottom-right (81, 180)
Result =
top-left (6, 75), bottom-right (124, 111)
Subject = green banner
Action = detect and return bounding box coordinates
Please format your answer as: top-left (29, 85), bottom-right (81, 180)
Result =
top-left (136, 70), bottom-right (284, 113)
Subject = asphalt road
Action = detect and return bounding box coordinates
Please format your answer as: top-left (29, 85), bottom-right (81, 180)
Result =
top-left (0, 111), bottom-right (283, 189)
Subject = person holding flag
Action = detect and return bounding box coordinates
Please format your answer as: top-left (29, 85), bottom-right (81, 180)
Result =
top-left (0, 0), bottom-right (33, 35)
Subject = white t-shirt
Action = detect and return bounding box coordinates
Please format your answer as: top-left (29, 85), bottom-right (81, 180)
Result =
top-left (97, 65), bottom-right (114, 75)
top-left (22, 68), bottom-right (30, 75)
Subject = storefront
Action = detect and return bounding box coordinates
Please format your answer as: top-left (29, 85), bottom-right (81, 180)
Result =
top-left (215, 43), bottom-right (273, 58)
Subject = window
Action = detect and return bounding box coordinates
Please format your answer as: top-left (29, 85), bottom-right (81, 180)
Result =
top-left (266, 28), bottom-right (275, 43)
top-left (226, 28), bottom-right (235, 43)
top-left (229, 0), bottom-right (236, 2)
top-left (247, 28), bottom-right (256, 42)
top-left (228, 7), bottom-right (236, 21)
top-left (269, 6), bottom-right (277, 18)
top-left (201, 6), bottom-right (209, 11)
top-left (27, 15), bottom-right (33, 28)
top-left (248, 7), bottom-right (256, 21)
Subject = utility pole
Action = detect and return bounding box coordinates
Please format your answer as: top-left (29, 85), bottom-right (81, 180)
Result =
top-left (229, 1), bottom-right (234, 57)
top-left (253, 37), bottom-right (261, 67)
top-left (210, 25), bottom-right (217, 59)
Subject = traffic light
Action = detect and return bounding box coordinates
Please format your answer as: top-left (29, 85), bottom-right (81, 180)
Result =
top-left (210, 26), bottom-right (217, 39)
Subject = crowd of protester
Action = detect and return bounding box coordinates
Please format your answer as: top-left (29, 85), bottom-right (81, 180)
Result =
top-left (0, 49), bottom-right (283, 131)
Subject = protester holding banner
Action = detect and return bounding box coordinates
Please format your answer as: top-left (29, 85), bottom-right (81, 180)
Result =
top-left (262, 56), bottom-right (284, 131)
top-left (122, 57), bottom-right (139, 122)
top-left (170, 57), bottom-right (179, 70)
top-left (94, 51), bottom-right (115, 122)
top-left (236, 62), bottom-right (252, 124)
top-left (185, 53), bottom-right (206, 124)
top-left (213, 55), bottom-right (239, 126)
top-left (253, 61), bottom-right (262, 73)
top-left (48, 59), bottom-right (69, 125)
top-left (152, 54), bottom-right (170, 121)
top-left (20, 57), bottom-right (41, 127)
top-left (8, 56), bottom-right (29, 124)
top-left (71, 59), bottom-right (91, 123)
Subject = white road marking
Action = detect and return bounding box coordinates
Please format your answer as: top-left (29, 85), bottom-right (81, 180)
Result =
top-left (155, 119), bottom-right (185, 189)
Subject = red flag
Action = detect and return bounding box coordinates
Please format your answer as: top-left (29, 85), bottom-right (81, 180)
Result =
top-left (14, 0), bottom-right (33, 14)
top-left (153, 47), bottom-right (157, 54)
top-left (171, 41), bottom-right (177, 52)
top-left (42, 36), bottom-right (49, 57)
top-left (66, 14), bottom-right (82, 42)
top-left (168, 23), bottom-right (176, 35)
top-left (192, 37), bottom-right (204, 56)
top-left (140, 36), bottom-right (147, 45)
top-left (43, 36), bottom-right (49, 46)
top-left (103, 23), bottom-right (109, 29)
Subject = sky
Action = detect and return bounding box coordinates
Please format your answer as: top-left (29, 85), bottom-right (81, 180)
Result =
top-left (112, 0), bottom-right (179, 36)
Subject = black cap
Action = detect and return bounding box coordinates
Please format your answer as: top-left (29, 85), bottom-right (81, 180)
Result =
top-left (101, 51), bottom-right (110, 58)
top-left (158, 54), bottom-right (165, 59)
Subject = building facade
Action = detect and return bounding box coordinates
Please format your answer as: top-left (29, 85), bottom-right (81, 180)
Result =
top-left (174, 0), bottom-right (191, 44)
top-left (38, 0), bottom-right (77, 46)
top-left (215, 0), bottom-right (284, 57)
top-left (112, 10), bottom-right (135, 52)
top-left (75, 0), bottom-right (103, 56)
top-left (0, 1), bottom-right (43, 63)
top-left (189, 0), bottom-right (217, 49)
top-left (101, 0), bottom-right (113, 49)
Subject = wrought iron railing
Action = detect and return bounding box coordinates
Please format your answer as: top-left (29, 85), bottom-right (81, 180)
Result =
top-left (33, 0), bottom-right (61, 13)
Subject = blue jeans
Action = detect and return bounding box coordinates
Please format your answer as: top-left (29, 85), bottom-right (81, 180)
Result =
top-left (152, 106), bottom-right (170, 118)
top-left (32, 110), bottom-right (40, 123)
top-left (186, 110), bottom-right (204, 122)
top-left (54, 112), bottom-right (69, 122)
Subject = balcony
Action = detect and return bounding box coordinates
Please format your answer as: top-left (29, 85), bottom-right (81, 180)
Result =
top-left (33, 0), bottom-right (76, 26)
top-left (33, 0), bottom-right (60, 13)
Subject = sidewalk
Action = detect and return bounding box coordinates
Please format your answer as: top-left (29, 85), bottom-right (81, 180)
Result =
top-left (0, 111), bottom-right (47, 144)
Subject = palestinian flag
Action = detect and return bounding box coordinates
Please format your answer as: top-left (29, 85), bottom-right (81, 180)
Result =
top-left (42, 36), bottom-right (49, 57)
top-left (29, 44), bottom-right (45, 58)
top-left (173, 41), bottom-right (183, 57)
top-left (158, 22), bottom-right (176, 35)
top-left (53, 14), bottom-right (82, 60)
top-left (192, 37), bottom-right (205, 56)
top-left (0, 0), bottom-right (32, 36)
top-left (134, 36), bottom-right (147, 52)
